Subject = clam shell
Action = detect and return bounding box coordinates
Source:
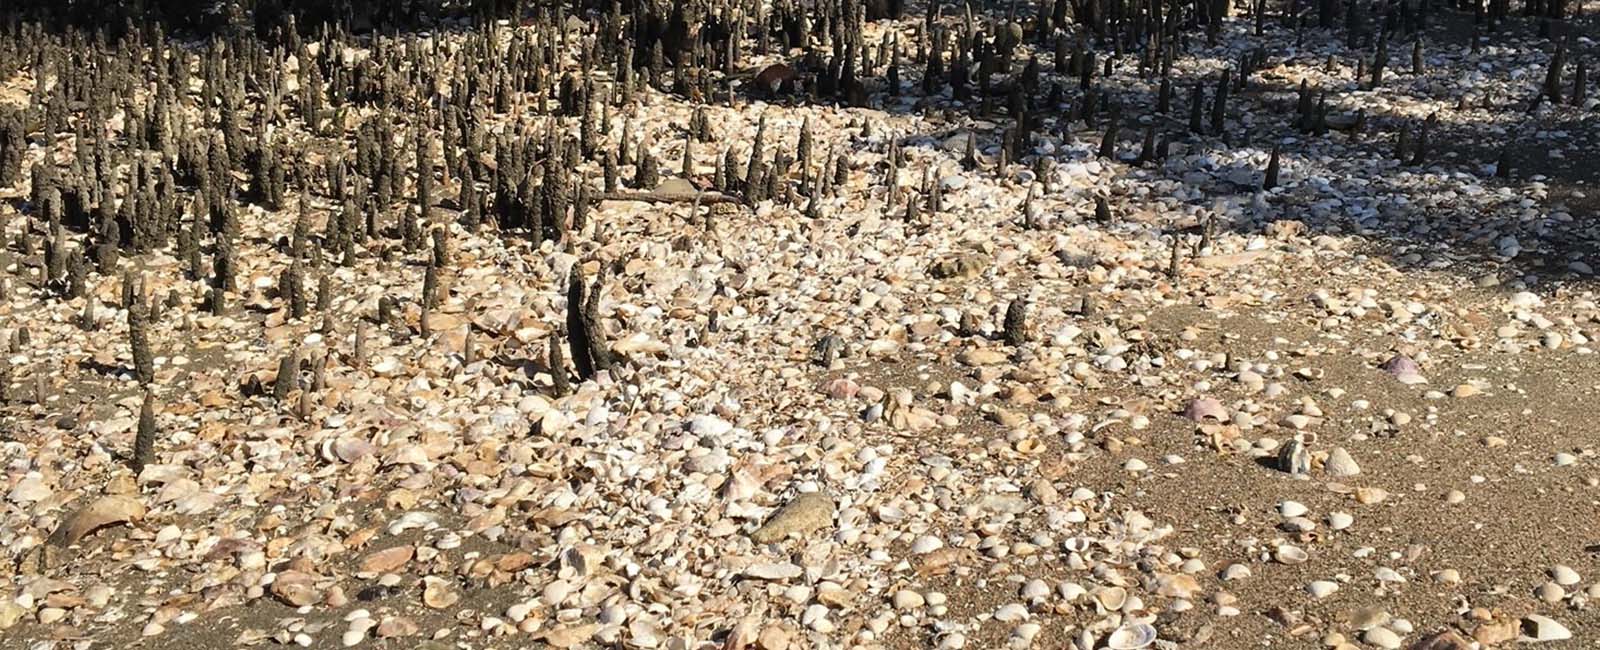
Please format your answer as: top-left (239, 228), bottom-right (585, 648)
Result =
top-left (1182, 397), bottom-right (1228, 421)
top-left (1274, 544), bottom-right (1309, 564)
top-left (1380, 354), bottom-right (1426, 384)
top-left (1106, 623), bottom-right (1157, 650)
top-left (422, 578), bottom-right (460, 609)
top-left (1093, 586), bottom-right (1128, 611)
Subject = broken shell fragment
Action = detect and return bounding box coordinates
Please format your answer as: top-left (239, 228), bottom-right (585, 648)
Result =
top-left (51, 496), bottom-right (146, 547)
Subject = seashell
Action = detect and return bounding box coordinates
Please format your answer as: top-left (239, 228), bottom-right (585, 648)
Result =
top-left (154, 479), bottom-right (200, 505)
top-left (1380, 354), bottom-right (1427, 384)
top-left (359, 546), bottom-right (414, 574)
top-left (1355, 487), bottom-right (1389, 504)
top-left (422, 578), bottom-right (460, 609)
top-left (336, 438), bottom-right (377, 463)
top-left (915, 547), bottom-right (975, 576)
top-left (1327, 512), bottom-right (1354, 530)
top-left (1182, 397), bottom-right (1228, 421)
top-left (993, 603), bottom-right (1029, 623)
top-left (376, 617), bottom-right (420, 638)
top-left (318, 440), bottom-right (339, 463)
top-left (627, 618), bottom-right (664, 648)
top-left (911, 535), bottom-right (944, 554)
top-left (722, 470), bottom-right (760, 502)
top-left (371, 357), bottom-right (401, 376)
top-left (743, 562), bottom-right (803, 581)
top-left (687, 415), bottom-right (734, 437)
top-left (270, 570), bottom-right (322, 606)
top-left (1203, 423), bottom-right (1241, 451)
top-left (611, 332), bottom-right (668, 355)
top-left (560, 545), bottom-right (605, 578)
top-left (1155, 573), bottom-right (1201, 598)
top-left (822, 378), bottom-right (860, 399)
top-left (540, 624), bottom-right (600, 648)
top-left (51, 496), bottom-right (146, 547)
top-left (949, 381), bottom-right (974, 404)
top-left (8, 477), bottom-right (52, 504)
top-left (1274, 544), bottom-right (1309, 564)
top-left (1278, 500), bottom-right (1309, 517)
top-left (1106, 623), bottom-right (1157, 650)
top-left (387, 511), bottom-right (438, 536)
top-left (861, 402), bottom-right (884, 423)
top-left (1093, 586), bottom-right (1128, 611)
top-left (1521, 614), bottom-right (1572, 641)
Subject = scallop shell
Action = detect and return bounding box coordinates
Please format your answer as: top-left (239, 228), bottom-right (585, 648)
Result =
top-left (1107, 623), bottom-right (1157, 650)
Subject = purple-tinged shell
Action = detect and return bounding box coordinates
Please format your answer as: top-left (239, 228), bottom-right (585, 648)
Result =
top-left (1380, 354), bottom-right (1427, 384)
top-left (1182, 397), bottom-right (1228, 421)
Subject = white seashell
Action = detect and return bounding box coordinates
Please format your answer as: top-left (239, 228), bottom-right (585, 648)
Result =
top-left (1274, 545), bottom-right (1308, 564)
top-left (1106, 623), bottom-right (1157, 650)
top-left (993, 603), bottom-right (1028, 623)
top-left (371, 357), bottom-right (401, 376)
top-left (1522, 614), bottom-right (1572, 641)
top-left (387, 511), bottom-right (438, 535)
top-left (1281, 517), bottom-right (1316, 533)
top-left (744, 563), bottom-right (803, 581)
top-left (686, 415), bottom-right (733, 437)
top-left (722, 470), bottom-right (760, 502)
top-left (1551, 565), bottom-right (1581, 586)
top-left (1327, 512), bottom-right (1354, 531)
top-left (7, 476), bottom-right (52, 504)
top-left (1093, 586), bottom-right (1127, 611)
top-left (911, 535), bottom-right (944, 554)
